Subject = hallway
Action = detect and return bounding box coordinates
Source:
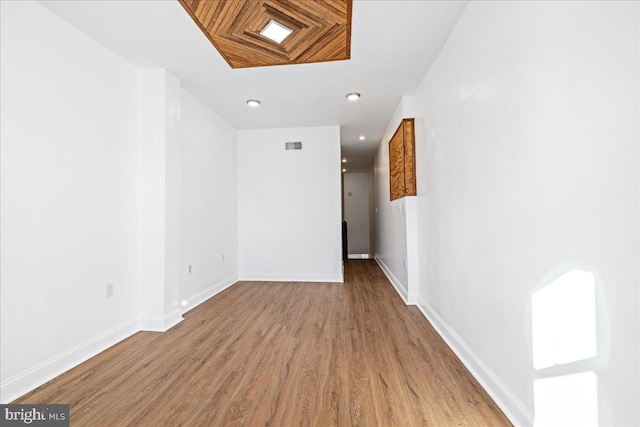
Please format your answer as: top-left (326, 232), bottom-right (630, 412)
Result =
top-left (15, 261), bottom-right (510, 426)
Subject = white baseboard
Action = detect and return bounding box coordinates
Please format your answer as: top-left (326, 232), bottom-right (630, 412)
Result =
top-left (0, 276), bottom-right (242, 403)
top-left (238, 273), bottom-right (344, 283)
top-left (181, 275), bottom-right (238, 314)
top-left (374, 255), bottom-right (408, 303)
top-left (347, 254), bottom-right (374, 259)
top-left (139, 308), bottom-right (183, 332)
top-left (0, 317), bottom-right (140, 404)
top-left (374, 254), bottom-right (531, 425)
top-left (416, 297), bottom-right (534, 427)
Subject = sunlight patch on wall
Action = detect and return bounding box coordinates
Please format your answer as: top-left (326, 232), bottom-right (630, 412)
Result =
top-left (533, 371), bottom-right (598, 426)
top-left (532, 269), bottom-right (597, 369)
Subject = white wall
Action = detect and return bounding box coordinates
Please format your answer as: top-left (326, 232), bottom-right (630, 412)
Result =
top-left (163, 72), bottom-right (182, 319)
top-left (1, 1), bottom-right (141, 401)
top-left (238, 126), bottom-right (342, 282)
top-left (411, 1), bottom-right (639, 426)
top-left (373, 97), bottom-right (414, 300)
top-left (139, 69), bottom-right (183, 331)
top-left (368, 170), bottom-right (376, 255)
top-left (344, 173), bottom-right (370, 256)
top-left (0, 1), bottom-right (241, 402)
top-left (180, 89), bottom-right (238, 311)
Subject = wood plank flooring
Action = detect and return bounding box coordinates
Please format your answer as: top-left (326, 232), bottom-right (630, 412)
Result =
top-left (14, 260), bottom-right (511, 426)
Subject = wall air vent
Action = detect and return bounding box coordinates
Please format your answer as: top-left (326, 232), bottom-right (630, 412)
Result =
top-left (285, 142), bottom-right (302, 150)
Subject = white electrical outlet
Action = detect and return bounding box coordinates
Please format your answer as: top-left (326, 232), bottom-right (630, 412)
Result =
top-left (106, 283), bottom-right (114, 297)
top-left (188, 265), bottom-right (192, 275)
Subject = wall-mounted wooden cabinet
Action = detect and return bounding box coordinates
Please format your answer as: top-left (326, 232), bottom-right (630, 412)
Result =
top-left (389, 118), bottom-right (416, 200)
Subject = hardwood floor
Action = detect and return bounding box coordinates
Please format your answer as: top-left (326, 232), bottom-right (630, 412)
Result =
top-left (14, 260), bottom-right (511, 426)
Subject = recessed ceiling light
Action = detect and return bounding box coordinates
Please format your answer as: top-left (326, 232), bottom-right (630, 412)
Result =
top-left (359, 135), bottom-right (366, 140)
top-left (260, 20), bottom-right (293, 44)
top-left (342, 168), bottom-right (347, 173)
top-left (346, 92), bottom-right (361, 101)
top-left (342, 159), bottom-right (347, 163)
top-left (246, 99), bottom-right (261, 107)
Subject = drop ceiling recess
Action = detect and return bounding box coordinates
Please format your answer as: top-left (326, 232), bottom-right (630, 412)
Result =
top-left (178, 0), bottom-right (352, 68)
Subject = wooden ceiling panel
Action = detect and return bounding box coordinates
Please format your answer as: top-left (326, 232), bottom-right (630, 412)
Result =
top-left (178, 0), bottom-right (352, 68)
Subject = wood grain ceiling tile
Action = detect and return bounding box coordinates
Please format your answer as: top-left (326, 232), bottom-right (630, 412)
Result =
top-left (178, 0), bottom-right (352, 68)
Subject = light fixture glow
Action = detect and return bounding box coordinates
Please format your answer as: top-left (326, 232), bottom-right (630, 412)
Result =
top-left (246, 99), bottom-right (261, 107)
top-left (359, 135), bottom-right (366, 140)
top-left (346, 92), bottom-right (361, 101)
top-left (342, 159), bottom-right (347, 163)
top-left (342, 168), bottom-right (347, 173)
top-left (260, 20), bottom-right (293, 44)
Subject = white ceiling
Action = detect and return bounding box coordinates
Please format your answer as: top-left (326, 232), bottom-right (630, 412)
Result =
top-left (40, 0), bottom-right (468, 172)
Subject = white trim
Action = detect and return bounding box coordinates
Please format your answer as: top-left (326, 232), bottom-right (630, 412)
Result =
top-left (375, 255), bottom-right (408, 304)
top-left (139, 309), bottom-right (183, 332)
top-left (416, 297), bottom-right (534, 427)
top-left (181, 275), bottom-right (238, 314)
top-left (347, 254), bottom-right (374, 259)
top-left (0, 317), bottom-right (140, 404)
top-left (238, 273), bottom-right (343, 283)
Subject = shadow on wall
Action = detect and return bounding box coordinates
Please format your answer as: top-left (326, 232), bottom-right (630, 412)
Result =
top-left (531, 268), bottom-right (599, 426)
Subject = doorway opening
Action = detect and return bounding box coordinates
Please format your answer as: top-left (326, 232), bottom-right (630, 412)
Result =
top-left (342, 171), bottom-right (375, 259)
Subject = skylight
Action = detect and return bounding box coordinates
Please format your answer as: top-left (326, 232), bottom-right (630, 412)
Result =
top-left (260, 20), bottom-right (293, 44)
